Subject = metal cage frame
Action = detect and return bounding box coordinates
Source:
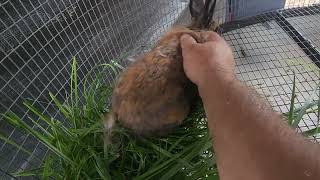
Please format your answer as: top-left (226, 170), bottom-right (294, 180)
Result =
top-left (1, 0), bottom-right (320, 178)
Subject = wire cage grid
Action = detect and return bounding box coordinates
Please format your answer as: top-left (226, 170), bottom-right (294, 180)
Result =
top-left (1, 0), bottom-right (320, 178)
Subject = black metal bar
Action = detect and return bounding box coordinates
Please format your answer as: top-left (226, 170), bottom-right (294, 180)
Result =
top-left (274, 12), bottom-right (320, 68)
top-left (219, 12), bottom-right (276, 33)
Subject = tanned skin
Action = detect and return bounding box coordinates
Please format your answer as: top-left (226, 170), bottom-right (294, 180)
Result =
top-left (180, 32), bottom-right (320, 180)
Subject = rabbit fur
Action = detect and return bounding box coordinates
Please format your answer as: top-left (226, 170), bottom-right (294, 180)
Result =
top-left (107, 0), bottom-right (218, 136)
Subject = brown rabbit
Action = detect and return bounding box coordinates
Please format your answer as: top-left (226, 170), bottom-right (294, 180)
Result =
top-left (108, 0), bottom-right (218, 136)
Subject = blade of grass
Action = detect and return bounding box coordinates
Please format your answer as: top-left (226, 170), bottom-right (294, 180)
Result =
top-left (75, 154), bottom-right (94, 180)
top-left (0, 132), bottom-right (33, 156)
top-left (42, 155), bottom-right (53, 180)
top-left (70, 57), bottom-right (80, 128)
top-left (288, 74), bottom-right (296, 125)
top-left (3, 112), bottom-right (74, 164)
top-left (151, 135), bottom-right (189, 167)
top-left (206, 174), bottom-right (220, 180)
top-left (49, 92), bottom-right (71, 122)
top-left (23, 101), bottom-right (54, 127)
top-left (304, 86), bottom-right (320, 136)
top-left (304, 108), bottom-right (319, 114)
top-left (292, 82), bottom-right (320, 128)
top-left (27, 117), bottom-right (54, 139)
top-left (111, 60), bottom-right (124, 70)
top-left (147, 141), bottom-right (193, 169)
top-left (71, 126), bottom-right (102, 135)
top-left (302, 127), bottom-right (320, 136)
top-left (100, 64), bottom-right (119, 78)
top-left (11, 168), bottom-right (43, 177)
top-left (13, 166), bottom-right (62, 179)
top-left (54, 120), bottom-right (76, 140)
top-left (24, 101), bottom-right (75, 139)
top-left (159, 135), bottom-right (212, 180)
top-left (51, 119), bottom-right (64, 152)
top-left (189, 162), bottom-right (215, 179)
top-left (83, 46), bottom-right (135, 90)
top-left (135, 135), bottom-right (211, 180)
top-left (83, 64), bottom-right (118, 92)
top-left (168, 134), bottom-right (188, 152)
top-left (133, 144), bottom-right (196, 180)
top-left (88, 148), bottom-right (111, 180)
top-left (283, 101), bottom-right (318, 116)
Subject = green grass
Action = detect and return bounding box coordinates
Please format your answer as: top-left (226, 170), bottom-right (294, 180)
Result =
top-left (284, 72), bottom-right (320, 136)
top-left (1, 58), bottom-right (320, 179)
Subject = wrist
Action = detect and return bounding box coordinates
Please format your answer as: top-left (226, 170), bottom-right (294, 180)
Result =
top-left (198, 73), bottom-right (237, 100)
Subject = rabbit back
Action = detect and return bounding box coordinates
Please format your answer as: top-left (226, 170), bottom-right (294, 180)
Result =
top-left (112, 28), bottom-right (203, 136)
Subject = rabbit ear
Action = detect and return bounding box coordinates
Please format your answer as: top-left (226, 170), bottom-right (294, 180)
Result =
top-left (202, 0), bottom-right (217, 28)
top-left (189, 0), bottom-right (217, 29)
top-left (189, 0), bottom-right (205, 19)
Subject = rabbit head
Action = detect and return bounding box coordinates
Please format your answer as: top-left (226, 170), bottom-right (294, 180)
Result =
top-left (189, 0), bottom-right (217, 30)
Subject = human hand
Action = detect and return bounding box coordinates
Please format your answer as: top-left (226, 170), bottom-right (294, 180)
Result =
top-left (180, 31), bottom-right (235, 88)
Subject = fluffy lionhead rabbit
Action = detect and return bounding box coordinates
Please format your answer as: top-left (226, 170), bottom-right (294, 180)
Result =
top-left (107, 0), bottom-right (218, 136)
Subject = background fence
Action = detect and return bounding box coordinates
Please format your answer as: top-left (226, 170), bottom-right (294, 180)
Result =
top-left (1, 0), bottom-right (320, 178)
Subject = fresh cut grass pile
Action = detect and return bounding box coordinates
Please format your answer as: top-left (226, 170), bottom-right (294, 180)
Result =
top-left (1, 58), bottom-right (320, 179)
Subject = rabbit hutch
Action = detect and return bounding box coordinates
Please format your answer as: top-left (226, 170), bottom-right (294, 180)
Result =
top-left (1, 0), bottom-right (320, 179)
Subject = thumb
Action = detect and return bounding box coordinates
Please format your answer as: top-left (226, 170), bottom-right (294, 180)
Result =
top-left (180, 34), bottom-right (197, 50)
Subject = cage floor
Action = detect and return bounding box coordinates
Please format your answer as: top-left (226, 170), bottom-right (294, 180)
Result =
top-left (1, 2), bottom-right (320, 179)
top-left (225, 21), bottom-right (319, 130)
top-left (287, 15), bottom-right (320, 49)
top-left (222, 7), bottom-right (320, 140)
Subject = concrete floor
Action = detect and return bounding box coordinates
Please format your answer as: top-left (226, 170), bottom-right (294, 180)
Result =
top-left (285, 0), bottom-right (320, 8)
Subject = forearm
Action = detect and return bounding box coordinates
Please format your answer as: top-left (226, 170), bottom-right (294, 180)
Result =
top-left (200, 77), bottom-right (320, 180)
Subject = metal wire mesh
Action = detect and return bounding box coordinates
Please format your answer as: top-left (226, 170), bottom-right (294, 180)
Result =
top-left (1, 0), bottom-right (320, 178)
top-left (221, 5), bottom-right (320, 137)
top-left (0, 0), bottom-right (188, 177)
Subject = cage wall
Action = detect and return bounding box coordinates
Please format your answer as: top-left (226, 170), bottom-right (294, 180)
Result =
top-left (1, 0), bottom-right (320, 178)
top-left (0, 0), bottom-right (189, 177)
